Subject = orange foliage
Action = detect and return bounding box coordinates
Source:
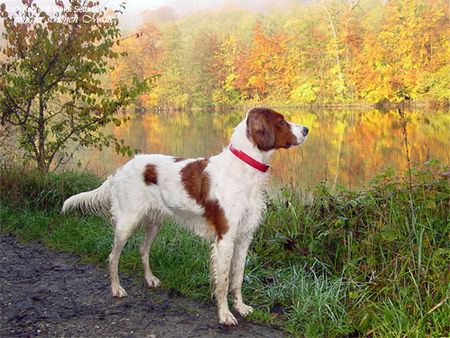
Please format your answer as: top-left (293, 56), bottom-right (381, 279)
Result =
top-left (236, 21), bottom-right (294, 100)
top-left (107, 0), bottom-right (449, 107)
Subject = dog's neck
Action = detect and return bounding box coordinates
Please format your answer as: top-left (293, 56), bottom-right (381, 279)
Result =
top-left (229, 118), bottom-right (275, 165)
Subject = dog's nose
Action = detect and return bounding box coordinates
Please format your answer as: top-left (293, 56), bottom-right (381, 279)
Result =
top-left (302, 127), bottom-right (309, 137)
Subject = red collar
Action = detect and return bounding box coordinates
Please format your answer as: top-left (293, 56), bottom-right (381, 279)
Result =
top-left (229, 145), bottom-right (271, 173)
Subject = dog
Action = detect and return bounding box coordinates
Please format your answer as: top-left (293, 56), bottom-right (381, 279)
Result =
top-left (62, 107), bottom-right (308, 325)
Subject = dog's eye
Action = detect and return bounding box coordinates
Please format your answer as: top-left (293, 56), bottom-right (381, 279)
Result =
top-left (279, 120), bottom-right (286, 126)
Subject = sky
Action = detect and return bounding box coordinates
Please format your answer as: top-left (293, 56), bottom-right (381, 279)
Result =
top-left (2, 0), bottom-right (292, 30)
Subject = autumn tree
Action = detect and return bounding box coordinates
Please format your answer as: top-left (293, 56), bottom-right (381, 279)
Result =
top-left (240, 21), bottom-right (294, 102)
top-left (414, 0), bottom-right (449, 101)
top-left (350, 0), bottom-right (449, 102)
top-left (110, 21), bottom-right (162, 107)
top-left (0, 0), bottom-right (151, 174)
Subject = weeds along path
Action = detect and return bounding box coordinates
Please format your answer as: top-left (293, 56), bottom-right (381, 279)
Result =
top-left (0, 233), bottom-right (286, 337)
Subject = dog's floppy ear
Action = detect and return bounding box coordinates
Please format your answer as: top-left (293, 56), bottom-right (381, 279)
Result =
top-left (246, 108), bottom-right (275, 151)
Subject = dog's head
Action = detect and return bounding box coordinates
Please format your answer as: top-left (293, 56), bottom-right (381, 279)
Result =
top-left (246, 108), bottom-right (308, 151)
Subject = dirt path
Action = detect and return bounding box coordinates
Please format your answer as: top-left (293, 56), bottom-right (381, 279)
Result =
top-left (0, 233), bottom-right (286, 337)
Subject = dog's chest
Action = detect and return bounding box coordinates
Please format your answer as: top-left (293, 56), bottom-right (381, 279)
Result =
top-left (218, 178), bottom-right (266, 230)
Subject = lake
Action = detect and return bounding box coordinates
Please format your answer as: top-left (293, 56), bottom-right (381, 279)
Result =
top-left (70, 108), bottom-right (449, 190)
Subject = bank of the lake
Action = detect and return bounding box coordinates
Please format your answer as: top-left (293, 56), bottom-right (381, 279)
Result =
top-left (1, 161), bottom-right (448, 336)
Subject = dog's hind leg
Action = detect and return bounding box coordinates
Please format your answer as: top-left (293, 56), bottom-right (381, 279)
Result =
top-left (109, 213), bottom-right (141, 297)
top-left (140, 211), bottom-right (163, 288)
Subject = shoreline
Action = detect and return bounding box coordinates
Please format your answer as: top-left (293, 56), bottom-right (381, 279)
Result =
top-left (123, 100), bottom-right (450, 114)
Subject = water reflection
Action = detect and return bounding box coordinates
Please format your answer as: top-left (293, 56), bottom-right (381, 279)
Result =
top-left (69, 108), bottom-right (449, 189)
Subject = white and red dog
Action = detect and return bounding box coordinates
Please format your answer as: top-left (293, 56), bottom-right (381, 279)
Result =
top-left (62, 107), bottom-right (308, 325)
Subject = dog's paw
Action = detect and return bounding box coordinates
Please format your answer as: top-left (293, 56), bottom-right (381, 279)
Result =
top-left (233, 302), bottom-right (254, 317)
top-left (145, 275), bottom-right (161, 288)
top-left (218, 310), bottom-right (238, 326)
top-left (111, 284), bottom-right (128, 297)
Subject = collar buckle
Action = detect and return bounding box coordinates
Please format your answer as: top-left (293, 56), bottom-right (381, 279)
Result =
top-left (264, 164), bottom-right (273, 176)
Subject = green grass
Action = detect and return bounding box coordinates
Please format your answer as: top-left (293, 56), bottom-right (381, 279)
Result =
top-left (1, 161), bottom-right (448, 336)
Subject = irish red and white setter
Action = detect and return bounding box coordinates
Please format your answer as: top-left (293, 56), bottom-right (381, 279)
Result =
top-left (62, 107), bottom-right (309, 325)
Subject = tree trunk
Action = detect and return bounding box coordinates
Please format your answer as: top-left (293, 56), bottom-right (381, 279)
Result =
top-left (323, 0), bottom-right (344, 93)
top-left (37, 92), bottom-right (47, 175)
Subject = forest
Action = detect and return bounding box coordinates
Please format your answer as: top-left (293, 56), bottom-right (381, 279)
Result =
top-left (109, 0), bottom-right (449, 109)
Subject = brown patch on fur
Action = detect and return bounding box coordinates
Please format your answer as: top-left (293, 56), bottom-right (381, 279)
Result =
top-left (180, 159), bottom-right (228, 240)
top-left (203, 200), bottom-right (228, 241)
top-left (247, 108), bottom-right (298, 151)
top-left (143, 164), bottom-right (158, 185)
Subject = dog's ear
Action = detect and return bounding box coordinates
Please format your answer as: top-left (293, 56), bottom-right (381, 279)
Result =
top-left (246, 108), bottom-right (275, 151)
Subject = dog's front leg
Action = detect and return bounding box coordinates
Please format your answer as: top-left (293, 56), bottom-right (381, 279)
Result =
top-left (230, 235), bottom-right (254, 317)
top-left (211, 237), bottom-right (237, 325)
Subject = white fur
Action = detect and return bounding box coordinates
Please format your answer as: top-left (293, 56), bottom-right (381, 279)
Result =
top-left (62, 109), bottom-right (307, 325)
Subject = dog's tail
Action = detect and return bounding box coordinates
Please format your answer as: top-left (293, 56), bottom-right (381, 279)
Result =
top-left (61, 176), bottom-right (112, 216)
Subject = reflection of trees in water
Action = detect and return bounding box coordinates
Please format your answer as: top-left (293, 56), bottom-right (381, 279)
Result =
top-left (72, 109), bottom-right (449, 189)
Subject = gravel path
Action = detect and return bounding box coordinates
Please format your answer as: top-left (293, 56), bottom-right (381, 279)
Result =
top-left (0, 233), bottom-right (286, 337)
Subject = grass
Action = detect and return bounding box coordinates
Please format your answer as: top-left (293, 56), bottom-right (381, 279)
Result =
top-left (1, 161), bottom-right (448, 336)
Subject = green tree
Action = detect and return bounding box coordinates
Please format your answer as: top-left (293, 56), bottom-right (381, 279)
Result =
top-left (0, 0), bottom-right (150, 174)
top-left (186, 30), bottom-right (219, 108)
top-left (153, 24), bottom-right (189, 109)
top-left (212, 33), bottom-right (242, 107)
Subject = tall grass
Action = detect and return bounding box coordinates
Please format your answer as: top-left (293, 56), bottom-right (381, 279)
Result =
top-left (0, 165), bottom-right (103, 211)
top-left (251, 159), bottom-right (449, 336)
top-left (1, 160), bottom-right (448, 336)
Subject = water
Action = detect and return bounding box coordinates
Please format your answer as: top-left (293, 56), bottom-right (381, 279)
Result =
top-left (70, 108), bottom-right (449, 189)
